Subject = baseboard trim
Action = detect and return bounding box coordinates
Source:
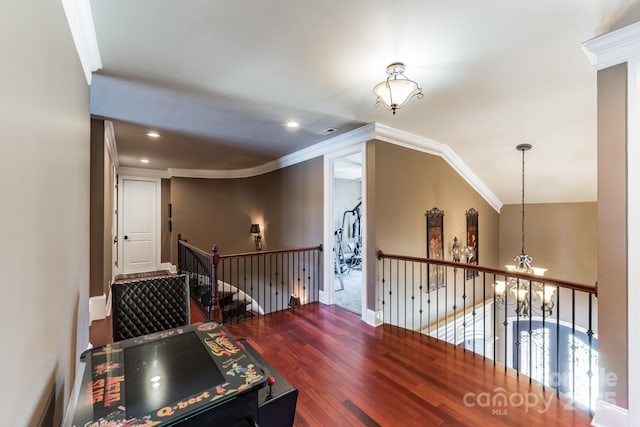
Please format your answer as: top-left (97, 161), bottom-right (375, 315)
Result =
top-left (592, 399), bottom-right (628, 426)
top-left (319, 289), bottom-right (328, 304)
top-left (160, 262), bottom-right (177, 274)
top-left (88, 294), bottom-right (106, 324)
top-left (366, 309), bottom-right (383, 327)
top-left (105, 287), bottom-right (112, 317)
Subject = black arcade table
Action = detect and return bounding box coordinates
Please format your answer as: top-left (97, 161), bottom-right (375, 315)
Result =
top-left (69, 321), bottom-right (278, 427)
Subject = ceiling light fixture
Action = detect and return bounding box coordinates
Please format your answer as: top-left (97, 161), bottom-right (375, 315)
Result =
top-left (286, 121), bottom-right (299, 128)
top-left (374, 62), bottom-right (423, 115)
top-left (494, 144), bottom-right (553, 317)
top-left (140, 158), bottom-right (150, 164)
top-left (146, 131), bottom-right (160, 138)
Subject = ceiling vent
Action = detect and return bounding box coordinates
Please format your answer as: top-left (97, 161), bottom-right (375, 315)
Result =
top-left (319, 128), bottom-right (337, 135)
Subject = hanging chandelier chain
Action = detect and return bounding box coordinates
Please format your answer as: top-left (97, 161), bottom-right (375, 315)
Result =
top-left (521, 146), bottom-right (525, 256)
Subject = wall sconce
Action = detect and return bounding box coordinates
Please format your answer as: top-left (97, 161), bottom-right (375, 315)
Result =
top-left (250, 223), bottom-right (262, 251)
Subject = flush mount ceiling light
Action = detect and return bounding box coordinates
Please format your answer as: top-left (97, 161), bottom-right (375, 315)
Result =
top-left (373, 62), bottom-right (423, 115)
top-left (140, 158), bottom-right (150, 164)
top-left (146, 131), bottom-right (160, 138)
top-left (286, 121), bottom-right (299, 128)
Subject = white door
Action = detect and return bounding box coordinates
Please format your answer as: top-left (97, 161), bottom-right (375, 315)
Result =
top-left (120, 177), bottom-right (159, 274)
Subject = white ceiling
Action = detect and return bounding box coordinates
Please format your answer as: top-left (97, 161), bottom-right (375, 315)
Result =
top-left (89, 0), bottom-right (640, 204)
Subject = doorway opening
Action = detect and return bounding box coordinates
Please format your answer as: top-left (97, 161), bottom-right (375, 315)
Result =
top-left (331, 152), bottom-right (364, 315)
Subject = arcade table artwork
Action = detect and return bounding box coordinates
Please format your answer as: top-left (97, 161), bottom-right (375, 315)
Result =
top-left (70, 321), bottom-right (272, 427)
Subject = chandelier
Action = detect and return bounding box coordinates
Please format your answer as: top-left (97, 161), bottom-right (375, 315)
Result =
top-left (373, 62), bottom-right (423, 115)
top-left (494, 144), bottom-right (555, 317)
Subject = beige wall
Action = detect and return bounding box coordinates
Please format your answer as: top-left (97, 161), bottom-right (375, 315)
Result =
top-left (368, 141), bottom-right (500, 310)
top-left (90, 119), bottom-right (105, 297)
top-left (169, 157), bottom-right (323, 261)
top-left (0, 0), bottom-right (90, 425)
top-left (90, 119), bottom-right (115, 297)
top-left (104, 144), bottom-right (114, 296)
top-left (161, 178), bottom-right (171, 263)
top-left (499, 202), bottom-right (597, 285)
top-left (255, 158), bottom-right (324, 250)
top-left (597, 63), bottom-right (628, 408)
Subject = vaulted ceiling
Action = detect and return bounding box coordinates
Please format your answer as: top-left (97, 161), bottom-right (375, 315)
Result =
top-left (89, 0), bottom-right (640, 204)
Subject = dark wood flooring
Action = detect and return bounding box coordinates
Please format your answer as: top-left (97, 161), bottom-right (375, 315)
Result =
top-left (225, 303), bottom-right (592, 427)
top-left (90, 301), bottom-right (592, 426)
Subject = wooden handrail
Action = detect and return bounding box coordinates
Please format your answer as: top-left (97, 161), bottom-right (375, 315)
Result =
top-left (377, 250), bottom-right (597, 295)
top-left (220, 244), bottom-right (323, 259)
top-left (178, 236), bottom-right (210, 258)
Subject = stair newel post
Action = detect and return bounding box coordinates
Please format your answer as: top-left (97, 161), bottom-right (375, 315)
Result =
top-left (211, 244), bottom-right (222, 321)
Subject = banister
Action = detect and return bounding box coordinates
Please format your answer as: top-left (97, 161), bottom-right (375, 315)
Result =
top-left (178, 238), bottom-right (211, 258)
top-left (220, 244), bottom-right (323, 259)
top-left (377, 250), bottom-right (596, 295)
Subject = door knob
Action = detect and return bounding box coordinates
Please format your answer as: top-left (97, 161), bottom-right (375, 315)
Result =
top-left (124, 235), bottom-right (129, 240)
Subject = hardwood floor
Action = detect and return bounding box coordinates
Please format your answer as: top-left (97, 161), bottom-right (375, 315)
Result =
top-left (225, 303), bottom-right (592, 427)
top-left (90, 301), bottom-right (592, 426)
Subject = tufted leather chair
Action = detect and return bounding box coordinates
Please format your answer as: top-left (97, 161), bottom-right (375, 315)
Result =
top-left (111, 274), bottom-right (190, 342)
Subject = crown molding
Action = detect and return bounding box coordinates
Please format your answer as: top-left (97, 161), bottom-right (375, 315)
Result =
top-left (121, 124), bottom-right (376, 180)
top-left (115, 122), bottom-right (500, 212)
top-left (373, 124), bottom-right (502, 212)
top-left (582, 21), bottom-right (640, 70)
top-left (61, 0), bottom-right (102, 84)
top-left (116, 167), bottom-right (170, 179)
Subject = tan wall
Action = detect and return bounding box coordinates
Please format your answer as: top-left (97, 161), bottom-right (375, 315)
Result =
top-left (0, 0), bottom-right (90, 424)
top-left (499, 203), bottom-right (597, 285)
top-left (161, 178), bottom-right (171, 263)
top-left (255, 158), bottom-right (324, 250)
top-left (170, 176), bottom-right (256, 258)
top-left (90, 119), bottom-right (105, 297)
top-left (103, 141), bottom-right (114, 296)
top-left (368, 140), bottom-right (500, 310)
top-left (91, 119), bottom-right (115, 297)
top-left (597, 63), bottom-right (628, 408)
top-left (169, 157), bottom-right (323, 261)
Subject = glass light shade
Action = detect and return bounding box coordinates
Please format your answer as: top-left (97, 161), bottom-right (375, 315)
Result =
top-left (511, 285), bottom-right (529, 302)
top-left (531, 267), bottom-right (547, 276)
top-left (494, 280), bottom-right (506, 296)
top-left (374, 78), bottom-right (421, 110)
top-left (535, 285), bottom-right (555, 304)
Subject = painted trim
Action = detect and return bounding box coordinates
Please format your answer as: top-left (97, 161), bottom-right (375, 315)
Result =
top-left (61, 0), bottom-right (102, 84)
top-left (319, 289), bottom-right (327, 304)
top-left (592, 399), bottom-right (629, 427)
top-left (104, 121), bottom-right (119, 168)
top-left (89, 294), bottom-right (106, 323)
top-left (627, 58), bottom-right (640, 427)
top-left (582, 21), bottom-right (640, 71)
top-left (160, 262), bottom-right (177, 274)
top-left (322, 143), bottom-right (367, 319)
top-left (117, 167), bottom-right (170, 179)
top-left (366, 309), bottom-right (383, 327)
top-left (373, 124), bottom-right (502, 212)
top-left (117, 175), bottom-right (162, 275)
top-left (105, 287), bottom-right (112, 317)
top-left (115, 123), bottom-right (500, 212)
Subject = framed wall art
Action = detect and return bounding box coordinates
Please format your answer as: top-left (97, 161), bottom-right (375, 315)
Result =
top-left (466, 208), bottom-right (478, 279)
top-left (425, 207), bottom-right (445, 290)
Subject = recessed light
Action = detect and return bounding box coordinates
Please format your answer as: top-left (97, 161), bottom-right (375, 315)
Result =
top-left (146, 131), bottom-right (160, 138)
top-left (140, 158), bottom-right (150, 164)
top-left (286, 121), bottom-right (299, 128)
